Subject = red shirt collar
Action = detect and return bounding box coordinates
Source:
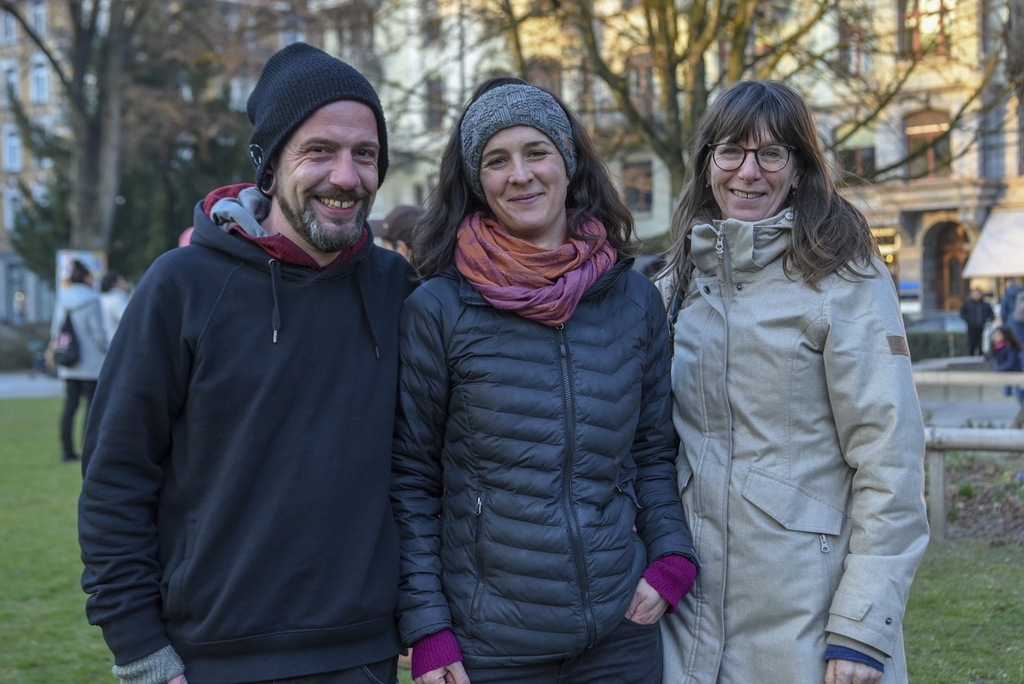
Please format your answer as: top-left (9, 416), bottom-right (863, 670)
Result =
top-left (227, 225), bottom-right (368, 271)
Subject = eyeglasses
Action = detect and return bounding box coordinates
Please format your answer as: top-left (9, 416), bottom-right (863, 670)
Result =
top-left (709, 143), bottom-right (794, 172)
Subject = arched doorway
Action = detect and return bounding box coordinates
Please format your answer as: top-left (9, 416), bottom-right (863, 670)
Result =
top-left (935, 222), bottom-right (969, 310)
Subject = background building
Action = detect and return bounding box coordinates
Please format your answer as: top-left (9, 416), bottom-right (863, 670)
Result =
top-left (2, 0), bottom-right (1020, 327)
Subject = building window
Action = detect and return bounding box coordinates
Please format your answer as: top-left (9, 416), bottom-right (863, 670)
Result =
top-left (28, 0), bottom-right (46, 36)
top-left (623, 161), bottom-right (653, 214)
top-left (3, 184), bottom-right (22, 234)
top-left (229, 76), bottom-right (252, 113)
top-left (422, 0), bottom-right (441, 44)
top-left (3, 124), bottom-right (22, 172)
top-left (837, 12), bottom-right (869, 75)
top-left (898, 0), bottom-right (952, 59)
top-left (425, 77), bottom-right (444, 131)
top-left (2, 61), bottom-right (17, 108)
top-left (2, 12), bottom-right (16, 43)
top-left (526, 58), bottom-right (561, 98)
top-left (29, 56), bottom-right (48, 103)
top-left (279, 19), bottom-right (305, 49)
top-left (626, 52), bottom-right (655, 118)
top-left (1018, 116), bottom-right (1024, 176)
top-left (834, 122), bottom-right (876, 179)
top-left (905, 109), bottom-right (951, 178)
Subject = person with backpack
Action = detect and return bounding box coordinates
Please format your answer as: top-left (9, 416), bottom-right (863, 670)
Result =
top-left (1000, 278), bottom-right (1024, 346)
top-left (50, 259), bottom-right (108, 463)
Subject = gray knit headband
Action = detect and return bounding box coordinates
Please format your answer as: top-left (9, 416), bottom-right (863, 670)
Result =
top-left (460, 84), bottom-right (577, 199)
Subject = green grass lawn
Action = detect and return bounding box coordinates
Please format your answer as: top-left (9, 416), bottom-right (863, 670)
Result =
top-left (2, 396), bottom-right (1021, 683)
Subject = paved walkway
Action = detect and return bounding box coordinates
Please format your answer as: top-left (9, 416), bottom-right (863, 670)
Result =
top-left (920, 398), bottom-right (1022, 428)
top-left (0, 371), bottom-right (63, 399)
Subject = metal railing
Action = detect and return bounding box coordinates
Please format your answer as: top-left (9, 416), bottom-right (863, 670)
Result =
top-left (924, 427), bottom-right (1024, 540)
top-left (916, 370), bottom-right (1024, 540)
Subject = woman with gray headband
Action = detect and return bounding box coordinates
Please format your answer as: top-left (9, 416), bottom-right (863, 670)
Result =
top-left (390, 76), bottom-right (698, 684)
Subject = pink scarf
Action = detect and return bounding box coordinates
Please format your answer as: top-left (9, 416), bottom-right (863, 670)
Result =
top-left (454, 212), bottom-right (618, 326)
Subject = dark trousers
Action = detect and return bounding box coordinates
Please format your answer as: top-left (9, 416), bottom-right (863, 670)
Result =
top-left (967, 325), bottom-right (985, 356)
top-left (464, 617), bottom-right (663, 684)
top-left (247, 658), bottom-right (397, 684)
top-left (60, 379), bottom-right (96, 460)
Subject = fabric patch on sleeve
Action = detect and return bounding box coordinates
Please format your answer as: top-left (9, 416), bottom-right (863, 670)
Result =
top-left (887, 335), bottom-right (909, 356)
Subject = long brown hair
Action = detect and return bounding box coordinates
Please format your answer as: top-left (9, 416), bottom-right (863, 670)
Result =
top-left (664, 80), bottom-right (879, 293)
top-left (413, 76), bottom-right (636, 279)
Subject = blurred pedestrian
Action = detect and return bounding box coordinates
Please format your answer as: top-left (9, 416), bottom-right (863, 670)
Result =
top-left (50, 259), bottom-right (107, 463)
top-left (960, 287), bottom-right (994, 356)
top-left (99, 271), bottom-right (129, 344)
top-left (376, 204), bottom-right (420, 261)
top-left (1000, 278), bottom-right (1024, 345)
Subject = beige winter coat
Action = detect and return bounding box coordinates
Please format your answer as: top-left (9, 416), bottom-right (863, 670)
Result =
top-left (660, 211), bottom-right (929, 684)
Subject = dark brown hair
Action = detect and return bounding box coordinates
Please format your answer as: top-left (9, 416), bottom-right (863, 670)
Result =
top-left (70, 260), bottom-right (91, 284)
top-left (995, 325), bottom-right (1023, 353)
top-left (413, 76), bottom-right (636, 279)
top-left (664, 80), bottom-right (879, 292)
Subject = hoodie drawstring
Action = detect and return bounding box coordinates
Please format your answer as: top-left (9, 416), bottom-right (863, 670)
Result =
top-left (357, 262), bottom-right (381, 359)
top-left (269, 258), bottom-right (282, 344)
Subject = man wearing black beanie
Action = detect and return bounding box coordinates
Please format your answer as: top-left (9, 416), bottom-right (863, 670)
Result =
top-left (79, 43), bottom-right (416, 684)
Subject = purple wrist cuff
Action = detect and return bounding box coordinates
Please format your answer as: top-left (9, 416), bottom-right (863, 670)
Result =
top-left (411, 629), bottom-right (462, 680)
top-left (643, 554), bottom-right (698, 613)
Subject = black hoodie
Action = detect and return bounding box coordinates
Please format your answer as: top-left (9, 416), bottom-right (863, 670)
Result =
top-left (79, 185), bottom-right (418, 683)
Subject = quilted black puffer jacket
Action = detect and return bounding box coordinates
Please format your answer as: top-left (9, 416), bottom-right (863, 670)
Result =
top-left (391, 260), bottom-right (697, 667)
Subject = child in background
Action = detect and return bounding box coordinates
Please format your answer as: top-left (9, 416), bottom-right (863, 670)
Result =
top-left (986, 325), bottom-right (1024, 404)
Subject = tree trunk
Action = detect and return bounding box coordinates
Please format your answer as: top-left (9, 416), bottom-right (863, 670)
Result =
top-left (64, 2), bottom-right (130, 251)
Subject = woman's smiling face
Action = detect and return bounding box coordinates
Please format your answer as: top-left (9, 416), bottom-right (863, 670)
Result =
top-left (479, 125), bottom-right (568, 249)
top-left (709, 130), bottom-right (799, 223)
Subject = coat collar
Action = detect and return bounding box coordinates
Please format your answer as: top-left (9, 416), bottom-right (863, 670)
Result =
top-left (691, 209), bottom-right (794, 276)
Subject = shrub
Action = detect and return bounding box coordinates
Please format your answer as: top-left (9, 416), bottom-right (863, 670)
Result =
top-left (0, 321), bottom-right (51, 371)
top-left (907, 330), bottom-right (968, 360)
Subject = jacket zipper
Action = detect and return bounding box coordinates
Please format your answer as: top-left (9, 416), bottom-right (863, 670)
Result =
top-left (471, 495), bottom-right (486, 623)
top-left (712, 225), bottom-right (736, 311)
top-left (819, 534), bottom-right (830, 553)
top-left (556, 324), bottom-right (597, 647)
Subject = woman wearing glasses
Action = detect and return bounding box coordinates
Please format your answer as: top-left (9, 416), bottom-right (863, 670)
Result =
top-left (659, 81), bottom-right (928, 684)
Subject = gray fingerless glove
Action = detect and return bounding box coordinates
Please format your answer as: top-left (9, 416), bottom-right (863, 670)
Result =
top-left (112, 645), bottom-right (184, 684)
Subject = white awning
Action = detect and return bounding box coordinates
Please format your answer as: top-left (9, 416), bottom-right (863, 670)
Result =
top-left (963, 210), bottom-right (1024, 278)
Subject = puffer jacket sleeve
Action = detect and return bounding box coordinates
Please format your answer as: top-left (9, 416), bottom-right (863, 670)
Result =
top-left (631, 280), bottom-right (698, 566)
top-left (820, 262), bottom-right (929, 657)
top-left (391, 283), bottom-right (456, 647)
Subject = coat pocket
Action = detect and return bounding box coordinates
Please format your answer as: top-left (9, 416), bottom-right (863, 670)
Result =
top-left (164, 519), bottom-right (198, 618)
top-left (830, 590), bottom-right (873, 622)
top-left (469, 495), bottom-right (487, 631)
top-left (616, 477), bottom-right (640, 509)
top-left (742, 469), bottom-right (843, 535)
top-left (676, 442), bottom-right (693, 493)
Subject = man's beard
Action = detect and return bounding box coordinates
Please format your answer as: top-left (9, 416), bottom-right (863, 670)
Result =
top-left (279, 192), bottom-right (368, 254)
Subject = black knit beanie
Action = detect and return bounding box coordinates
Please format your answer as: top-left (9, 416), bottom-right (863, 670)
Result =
top-left (247, 42), bottom-right (389, 189)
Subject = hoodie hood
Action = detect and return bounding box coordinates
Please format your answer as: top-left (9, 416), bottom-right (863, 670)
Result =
top-left (191, 184), bottom-right (373, 273)
top-left (190, 183), bottom-right (382, 351)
